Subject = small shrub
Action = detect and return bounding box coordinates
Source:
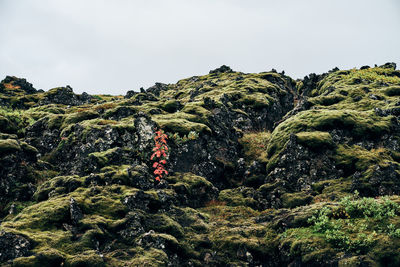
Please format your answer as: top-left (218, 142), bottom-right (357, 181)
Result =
top-left (308, 192), bottom-right (400, 253)
top-left (339, 191), bottom-right (400, 219)
top-left (151, 129), bottom-right (169, 182)
top-left (168, 131), bottom-right (199, 144)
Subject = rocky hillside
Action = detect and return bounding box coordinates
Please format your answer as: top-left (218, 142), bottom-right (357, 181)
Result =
top-left (1, 63), bottom-right (400, 266)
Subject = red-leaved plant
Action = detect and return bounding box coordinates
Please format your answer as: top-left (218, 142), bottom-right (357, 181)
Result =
top-left (151, 129), bottom-right (169, 182)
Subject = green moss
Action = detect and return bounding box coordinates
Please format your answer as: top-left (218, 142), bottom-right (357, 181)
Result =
top-left (34, 175), bottom-right (83, 201)
top-left (267, 109), bottom-right (392, 171)
top-left (334, 145), bottom-right (393, 172)
top-left (46, 114), bottom-right (65, 129)
top-left (0, 115), bottom-right (12, 132)
top-left (279, 227), bottom-right (329, 261)
top-left (239, 131), bottom-right (270, 164)
top-left (13, 248), bottom-right (64, 267)
top-left (344, 68), bottom-right (400, 85)
top-left (309, 94), bottom-right (345, 106)
top-left (29, 104), bottom-right (66, 115)
top-left (167, 172), bottom-right (213, 191)
top-left (128, 247), bottom-right (168, 266)
top-left (20, 141), bottom-right (38, 154)
top-left (281, 192), bottom-right (313, 209)
top-left (88, 147), bottom-right (119, 167)
top-left (338, 256), bottom-right (374, 267)
top-left (71, 186), bottom-right (128, 220)
top-left (102, 105), bottom-right (137, 119)
top-left (64, 250), bottom-right (105, 267)
top-left (62, 110), bottom-right (98, 127)
top-left (0, 133), bottom-right (17, 139)
top-left (203, 205), bottom-right (275, 262)
top-left (295, 131), bottom-right (335, 150)
top-left (218, 187), bottom-right (258, 208)
top-left (312, 178), bottom-right (352, 201)
top-left (238, 93), bottom-right (271, 109)
top-left (153, 113), bottom-right (211, 135)
top-left (181, 102), bottom-right (211, 121)
top-left (0, 138), bottom-right (21, 154)
top-left (161, 99), bottom-right (181, 113)
top-left (3, 196), bottom-right (70, 230)
top-left (145, 214), bottom-right (184, 238)
top-left (12, 256), bottom-right (38, 267)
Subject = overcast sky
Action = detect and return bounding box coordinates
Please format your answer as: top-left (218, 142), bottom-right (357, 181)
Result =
top-left (0, 0), bottom-right (399, 95)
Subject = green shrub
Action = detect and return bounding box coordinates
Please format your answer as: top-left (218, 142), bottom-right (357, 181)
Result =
top-left (308, 193), bottom-right (400, 253)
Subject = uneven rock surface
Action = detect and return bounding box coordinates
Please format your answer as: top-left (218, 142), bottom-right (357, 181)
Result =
top-left (1, 64), bottom-right (400, 266)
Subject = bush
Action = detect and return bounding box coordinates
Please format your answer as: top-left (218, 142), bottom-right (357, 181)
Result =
top-left (308, 192), bottom-right (400, 253)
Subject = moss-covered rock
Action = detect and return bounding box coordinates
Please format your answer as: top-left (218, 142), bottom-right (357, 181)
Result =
top-left (1, 65), bottom-right (400, 265)
top-left (295, 131), bottom-right (335, 150)
top-left (0, 138), bottom-right (21, 155)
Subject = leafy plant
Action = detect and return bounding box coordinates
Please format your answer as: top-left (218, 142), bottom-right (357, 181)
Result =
top-left (151, 129), bottom-right (169, 182)
top-left (168, 131), bottom-right (199, 144)
top-left (339, 191), bottom-right (400, 219)
top-left (308, 192), bottom-right (400, 253)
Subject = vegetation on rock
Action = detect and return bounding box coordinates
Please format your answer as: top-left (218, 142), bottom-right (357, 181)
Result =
top-left (0, 63), bottom-right (400, 266)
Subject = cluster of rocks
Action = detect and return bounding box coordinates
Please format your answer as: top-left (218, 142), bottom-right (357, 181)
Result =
top-left (1, 63), bottom-right (400, 265)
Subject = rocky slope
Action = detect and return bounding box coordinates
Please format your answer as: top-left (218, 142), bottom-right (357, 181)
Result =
top-left (1, 64), bottom-right (400, 266)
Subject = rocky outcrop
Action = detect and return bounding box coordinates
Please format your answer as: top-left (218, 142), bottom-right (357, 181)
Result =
top-left (145, 82), bottom-right (168, 97)
top-left (0, 232), bottom-right (31, 262)
top-left (1, 64), bottom-right (400, 266)
top-left (0, 76), bottom-right (37, 95)
top-left (40, 86), bottom-right (93, 106)
top-left (0, 138), bottom-right (38, 209)
top-left (209, 65), bottom-right (233, 74)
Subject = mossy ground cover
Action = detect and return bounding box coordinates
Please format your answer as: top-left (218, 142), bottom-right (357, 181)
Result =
top-left (239, 131), bottom-right (270, 164)
top-left (1, 66), bottom-right (400, 265)
top-left (266, 66), bottom-right (399, 174)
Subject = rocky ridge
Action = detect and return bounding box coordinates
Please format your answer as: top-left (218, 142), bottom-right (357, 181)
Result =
top-left (0, 64), bottom-right (400, 266)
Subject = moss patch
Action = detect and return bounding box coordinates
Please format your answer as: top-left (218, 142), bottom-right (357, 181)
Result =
top-left (295, 131), bottom-right (335, 150)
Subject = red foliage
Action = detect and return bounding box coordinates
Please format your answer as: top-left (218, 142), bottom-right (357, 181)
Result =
top-left (151, 129), bottom-right (169, 182)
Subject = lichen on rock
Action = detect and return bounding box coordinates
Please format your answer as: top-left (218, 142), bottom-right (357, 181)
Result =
top-left (1, 64), bottom-right (400, 266)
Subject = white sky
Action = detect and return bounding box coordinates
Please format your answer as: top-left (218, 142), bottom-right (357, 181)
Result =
top-left (0, 0), bottom-right (399, 94)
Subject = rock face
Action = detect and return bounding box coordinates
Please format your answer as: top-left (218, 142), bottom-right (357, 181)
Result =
top-left (0, 139), bottom-right (38, 209)
top-left (1, 64), bottom-right (400, 266)
top-left (0, 76), bottom-right (37, 95)
top-left (209, 65), bottom-right (233, 74)
top-left (0, 78), bottom-right (96, 109)
top-left (0, 232), bottom-right (31, 262)
top-left (40, 86), bottom-right (93, 106)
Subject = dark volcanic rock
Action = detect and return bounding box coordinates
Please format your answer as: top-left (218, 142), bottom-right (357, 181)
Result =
top-left (209, 65), bottom-right (233, 74)
top-left (123, 189), bottom-right (175, 212)
top-left (124, 90), bottom-right (138, 99)
top-left (117, 212), bottom-right (145, 243)
top-left (1, 76), bottom-right (37, 94)
top-left (145, 83), bottom-right (168, 97)
top-left (265, 135), bottom-right (341, 207)
top-left (0, 139), bottom-right (38, 208)
top-left (2, 65), bottom-right (400, 266)
top-left (0, 231), bottom-right (31, 262)
top-left (25, 116), bottom-right (62, 156)
top-left (380, 62), bottom-right (397, 69)
top-left (40, 86), bottom-right (93, 106)
top-left (51, 113), bottom-right (156, 176)
top-left (351, 163), bottom-right (400, 197)
top-left (70, 197), bottom-right (83, 224)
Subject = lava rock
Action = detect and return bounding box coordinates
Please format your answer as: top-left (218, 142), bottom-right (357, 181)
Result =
top-left (40, 86), bottom-right (92, 106)
top-left (0, 231), bottom-right (31, 262)
top-left (70, 197), bottom-right (83, 224)
top-left (124, 90), bottom-right (138, 99)
top-left (209, 65), bottom-right (233, 74)
top-left (145, 83), bottom-right (168, 97)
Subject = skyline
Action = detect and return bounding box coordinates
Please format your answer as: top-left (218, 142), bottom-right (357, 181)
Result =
top-left (1, 0), bottom-right (399, 94)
